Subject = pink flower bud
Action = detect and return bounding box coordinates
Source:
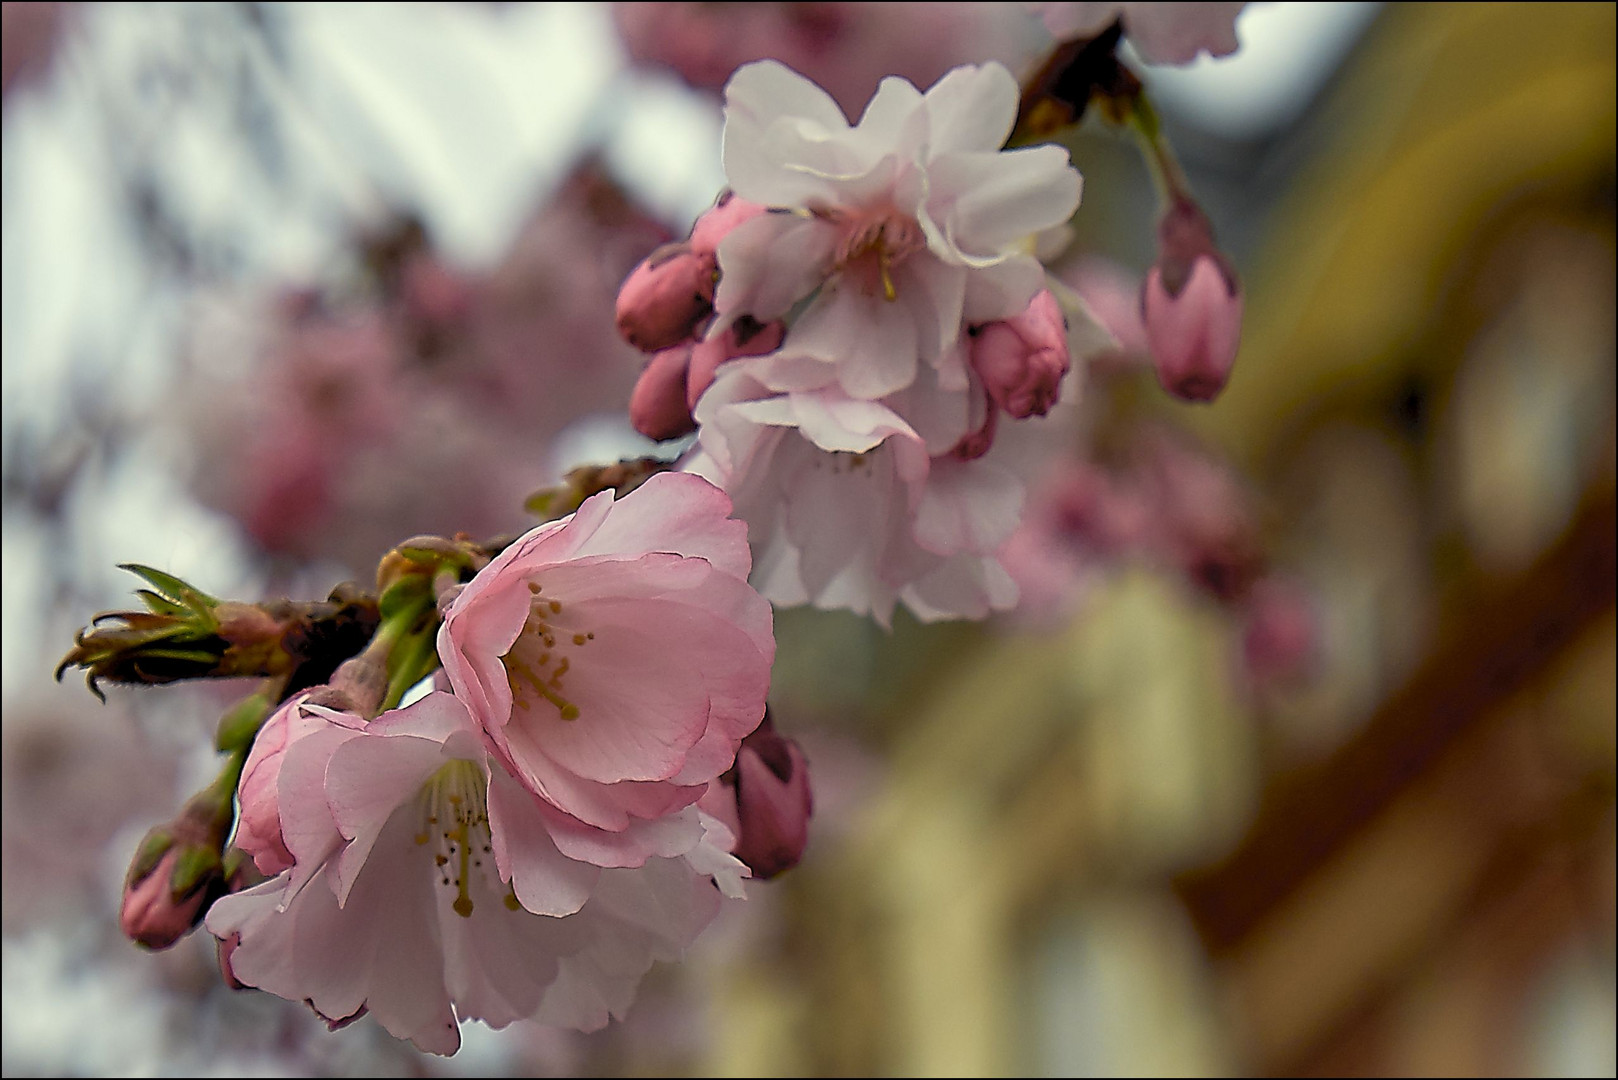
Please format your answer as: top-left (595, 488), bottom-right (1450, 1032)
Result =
top-left (119, 789), bottom-right (233, 950)
top-left (121, 846), bottom-right (211, 950)
top-left (615, 242), bottom-right (716, 352)
top-left (1142, 198), bottom-right (1242, 403)
top-left (689, 191), bottom-right (768, 256)
top-left (685, 316), bottom-right (785, 412)
top-left (629, 344), bottom-right (697, 441)
top-left (970, 289), bottom-right (1069, 418)
top-left (1143, 256), bottom-right (1242, 402)
top-left (730, 721), bottom-right (813, 880)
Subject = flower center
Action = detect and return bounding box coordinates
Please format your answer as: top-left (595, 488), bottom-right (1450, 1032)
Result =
top-left (414, 759), bottom-right (516, 918)
top-left (823, 205), bottom-right (925, 302)
top-left (500, 581), bottom-right (596, 723)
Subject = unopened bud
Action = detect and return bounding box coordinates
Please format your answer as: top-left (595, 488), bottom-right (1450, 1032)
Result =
top-left (729, 719), bottom-right (812, 880)
top-left (1142, 199), bottom-right (1242, 403)
top-left (689, 191), bottom-right (768, 256)
top-left (970, 289), bottom-right (1070, 418)
top-left (120, 788), bottom-right (233, 950)
top-left (615, 242), bottom-right (716, 352)
top-left (629, 343), bottom-right (697, 441)
top-left (686, 317), bottom-right (785, 412)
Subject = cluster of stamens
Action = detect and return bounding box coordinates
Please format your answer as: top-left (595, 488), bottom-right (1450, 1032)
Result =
top-left (414, 760), bottom-right (515, 918)
top-left (501, 581), bottom-right (594, 722)
top-left (820, 205), bottom-right (926, 303)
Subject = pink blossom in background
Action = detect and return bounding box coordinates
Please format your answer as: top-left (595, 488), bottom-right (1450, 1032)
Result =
top-left (1240, 575), bottom-right (1319, 689)
top-left (1031, 2), bottom-right (1247, 65)
top-left (1, 699), bottom-right (177, 933)
top-left (1, 1), bottom-right (64, 104)
top-left (183, 164), bottom-right (665, 572)
top-left (608, 60), bottom-right (1108, 622)
top-left (612, 2), bottom-right (1025, 119)
top-left (207, 691), bottom-right (747, 1054)
top-left (1134, 426), bottom-right (1264, 602)
top-left (438, 472), bottom-right (775, 859)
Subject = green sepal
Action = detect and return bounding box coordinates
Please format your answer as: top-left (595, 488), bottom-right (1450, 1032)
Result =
top-left (134, 589), bottom-right (192, 617)
top-left (215, 692), bottom-right (273, 754)
top-left (118, 563), bottom-right (219, 617)
top-left (128, 828), bottom-right (175, 884)
top-left (378, 575), bottom-right (431, 622)
top-left (168, 845), bottom-right (223, 900)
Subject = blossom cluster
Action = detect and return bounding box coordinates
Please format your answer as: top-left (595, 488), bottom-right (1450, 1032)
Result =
top-left (617, 60), bottom-right (1087, 623)
top-left (203, 473), bottom-right (788, 1053)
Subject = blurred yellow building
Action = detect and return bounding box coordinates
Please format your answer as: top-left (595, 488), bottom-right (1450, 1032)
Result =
top-left (689, 5), bottom-right (1616, 1076)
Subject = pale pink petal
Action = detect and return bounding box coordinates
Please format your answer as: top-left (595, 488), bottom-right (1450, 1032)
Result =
top-left (567, 472), bottom-right (752, 581)
top-left (927, 147), bottom-right (1083, 260)
top-left (485, 767), bottom-right (599, 916)
top-left (912, 456), bottom-right (1025, 556)
top-left (326, 733), bottom-right (457, 905)
top-left (922, 63), bottom-right (1019, 154)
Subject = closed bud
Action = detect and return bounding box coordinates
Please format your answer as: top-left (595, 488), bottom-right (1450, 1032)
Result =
top-left (685, 316), bottom-right (785, 412)
top-left (689, 190), bottom-right (768, 256)
top-left (119, 787), bottom-right (233, 950)
top-left (629, 343), bottom-right (698, 441)
top-left (615, 242), bottom-right (716, 352)
top-left (970, 289), bottom-right (1070, 418)
top-left (1142, 199), bottom-right (1242, 403)
top-left (729, 719), bottom-right (812, 880)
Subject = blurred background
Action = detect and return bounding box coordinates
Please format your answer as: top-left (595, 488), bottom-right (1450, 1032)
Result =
top-left (2, 3), bottom-right (1613, 1075)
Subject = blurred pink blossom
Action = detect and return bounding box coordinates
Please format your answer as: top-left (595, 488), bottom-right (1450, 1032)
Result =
top-left (612, 2), bottom-right (1023, 118)
top-left (1032, 2), bottom-right (1246, 65)
top-left (183, 165), bottom-right (664, 571)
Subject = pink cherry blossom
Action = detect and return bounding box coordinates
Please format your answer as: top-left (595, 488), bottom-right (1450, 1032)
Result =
top-left (1032, 3), bottom-right (1247, 65)
top-left (437, 472), bottom-right (775, 856)
top-left (684, 366), bottom-right (1020, 624)
top-left (207, 691), bottom-right (747, 1054)
top-left (712, 59), bottom-right (1082, 401)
